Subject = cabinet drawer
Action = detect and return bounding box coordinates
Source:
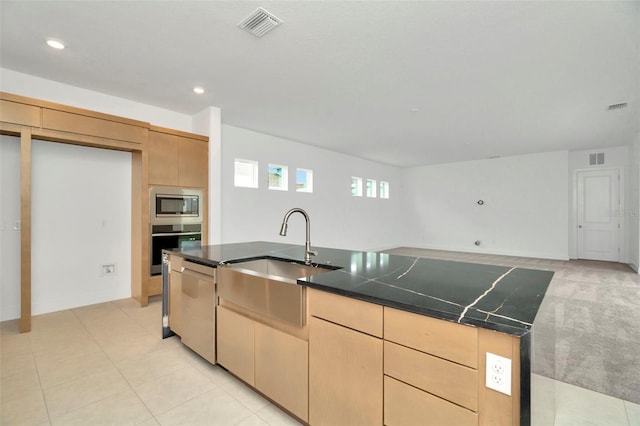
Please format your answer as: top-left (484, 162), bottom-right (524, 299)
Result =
top-left (384, 376), bottom-right (477, 426)
top-left (384, 341), bottom-right (478, 411)
top-left (384, 307), bottom-right (478, 368)
top-left (308, 288), bottom-right (382, 337)
top-left (169, 254), bottom-right (183, 272)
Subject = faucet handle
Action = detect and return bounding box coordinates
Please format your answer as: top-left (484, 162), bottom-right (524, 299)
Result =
top-left (307, 250), bottom-right (318, 257)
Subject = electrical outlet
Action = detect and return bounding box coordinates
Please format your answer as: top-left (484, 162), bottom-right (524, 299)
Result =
top-left (486, 352), bottom-right (511, 395)
top-left (101, 264), bottom-right (116, 276)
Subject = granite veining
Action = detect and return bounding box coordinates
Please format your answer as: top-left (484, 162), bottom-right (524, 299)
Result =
top-left (167, 241), bottom-right (554, 336)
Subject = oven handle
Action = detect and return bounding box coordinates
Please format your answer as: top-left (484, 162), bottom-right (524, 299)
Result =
top-left (151, 232), bottom-right (202, 237)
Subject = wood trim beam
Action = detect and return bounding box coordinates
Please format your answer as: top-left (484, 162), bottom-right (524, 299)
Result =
top-left (31, 128), bottom-right (143, 151)
top-left (20, 129), bottom-right (32, 333)
top-left (0, 122), bottom-right (25, 135)
top-left (0, 92), bottom-right (148, 128)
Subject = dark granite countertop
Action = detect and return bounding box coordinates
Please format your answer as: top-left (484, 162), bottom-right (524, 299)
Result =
top-left (166, 241), bottom-right (553, 336)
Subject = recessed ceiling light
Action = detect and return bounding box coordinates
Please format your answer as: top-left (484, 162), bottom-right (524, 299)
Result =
top-left (46, 39), bottom-right (65, 50)
top-left (193, 87), bottom-right (205, 95)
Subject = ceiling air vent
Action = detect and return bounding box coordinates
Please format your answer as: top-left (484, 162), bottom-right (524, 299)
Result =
top-left (589, 152), bottom-right (605, 166)
top-left (238, 7), bottom-right (282, 38)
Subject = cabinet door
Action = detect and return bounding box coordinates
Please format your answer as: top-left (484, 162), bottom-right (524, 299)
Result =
top-left (169, 270), bottom-right (182, 336)
top-left (149, 131), bottom-right (179, 186)
top-left (178, 138), bottom-right (207, 188)
top-left (216, 306), bottom-right (254, 385)
top-left (309, 316), bottom-right (383, 426)
top-left (255, 322), bottom-right (308, 422)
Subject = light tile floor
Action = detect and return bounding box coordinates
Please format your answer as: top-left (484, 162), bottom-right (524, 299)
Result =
top-left (1, 251), bottom-right (639, 425)
top-left (1, 297), bottom-right (300, 426)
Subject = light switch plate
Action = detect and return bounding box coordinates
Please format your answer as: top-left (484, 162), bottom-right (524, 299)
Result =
top-left (486, 352), bottom-right (511, 395)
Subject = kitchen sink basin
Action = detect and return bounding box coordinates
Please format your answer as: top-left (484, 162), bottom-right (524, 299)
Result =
top-left (226, 258), bottom-right (334, 283)
top-left (217, 258), bottom-right (336, 327)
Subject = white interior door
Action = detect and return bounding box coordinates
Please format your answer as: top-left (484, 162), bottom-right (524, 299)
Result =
top-left (576, 169), bottom-right (620, 261)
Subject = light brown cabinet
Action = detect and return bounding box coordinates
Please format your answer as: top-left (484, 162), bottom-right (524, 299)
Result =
top-left (149, 128), bottom-right (207, 188)
top-left (178, 136), bottom-right (208, 188)
top-left (217, 304), bottom-right (310, 421)
top-left (305, 292), bottom-right (520, 426)
top-left (308, 289), bottom-right (383, 426)
top-left (216, 305), bottom-right (255, 386)
top-left (254, 322), bottom-right (308, 421)
top-left (384, 340), bottom-right (478, 411)
top-left (385, 375), bottom-right (478, 426)
top-left (384, 306), bottom-right (478, 368)
top-left (384, 306), bottom-right (520, 426)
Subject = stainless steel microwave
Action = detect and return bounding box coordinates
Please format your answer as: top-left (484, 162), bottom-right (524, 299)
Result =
top-left (150, 187), bottom-right (203, 225)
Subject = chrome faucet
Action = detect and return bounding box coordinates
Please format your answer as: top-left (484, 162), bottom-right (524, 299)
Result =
top-left (279, 208), bottom-right (318, 264)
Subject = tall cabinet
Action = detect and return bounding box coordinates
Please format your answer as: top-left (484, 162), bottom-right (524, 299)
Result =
top-left (147, 126), bottom-right (208, 296)
top-left (148, 126), bottom-right (208, 188)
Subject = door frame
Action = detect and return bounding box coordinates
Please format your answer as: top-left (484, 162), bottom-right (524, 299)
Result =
top-left (571, 166), bottom-right (624, 262)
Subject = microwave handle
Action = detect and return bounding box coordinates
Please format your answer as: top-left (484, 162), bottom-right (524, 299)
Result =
top-left (151, 232), bottom-right (201, 237)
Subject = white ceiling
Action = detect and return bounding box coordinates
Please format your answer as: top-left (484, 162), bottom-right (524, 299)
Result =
top-left (1, 1), bottom-right (638, 167)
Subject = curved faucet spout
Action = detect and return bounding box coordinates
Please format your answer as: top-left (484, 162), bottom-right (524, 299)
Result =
top-left (279, 208), bottom-right (317, 264)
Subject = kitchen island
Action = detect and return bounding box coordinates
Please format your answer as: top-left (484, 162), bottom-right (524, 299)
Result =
top-left (163, 241), bottom-right (553, 426)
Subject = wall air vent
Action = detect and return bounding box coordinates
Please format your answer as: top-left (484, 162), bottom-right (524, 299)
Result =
top-left (238, 7), bottom-right (282, 38)
top-left (589, 152), bottom-right (605, 166)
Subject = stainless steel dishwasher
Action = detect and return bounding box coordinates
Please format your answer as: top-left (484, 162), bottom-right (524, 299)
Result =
top-left (181, 260), bottom-right (216, 364)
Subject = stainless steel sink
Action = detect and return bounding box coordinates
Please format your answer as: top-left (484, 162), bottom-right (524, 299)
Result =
top-left (217, 258), bottom-right (335, 327)
top-left (227, 258), bottom-right (333, 283)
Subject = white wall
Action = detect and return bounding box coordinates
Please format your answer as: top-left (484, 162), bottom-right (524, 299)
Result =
top-left (402, 151), bottom-right (570, 259)
top-left (193, 106), bottom-right (223, 245)
top-left (0, 68), bottom-right (193, 132)
top-left (568, 146), bottom-right (630, 261)
top-left (0, 136), bottom-right (21, 320)
top-left (629, 136), bottom-right (640, 272)
top-left (221, 125), bottom-right (404, 251)
top-left (0, 138), bottom-right (132, 320)
top-left (29, 141), bottom-right (131, 317)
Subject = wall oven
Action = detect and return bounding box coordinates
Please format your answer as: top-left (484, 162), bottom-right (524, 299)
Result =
top-left (150, 187), bottom-right (203, 276)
